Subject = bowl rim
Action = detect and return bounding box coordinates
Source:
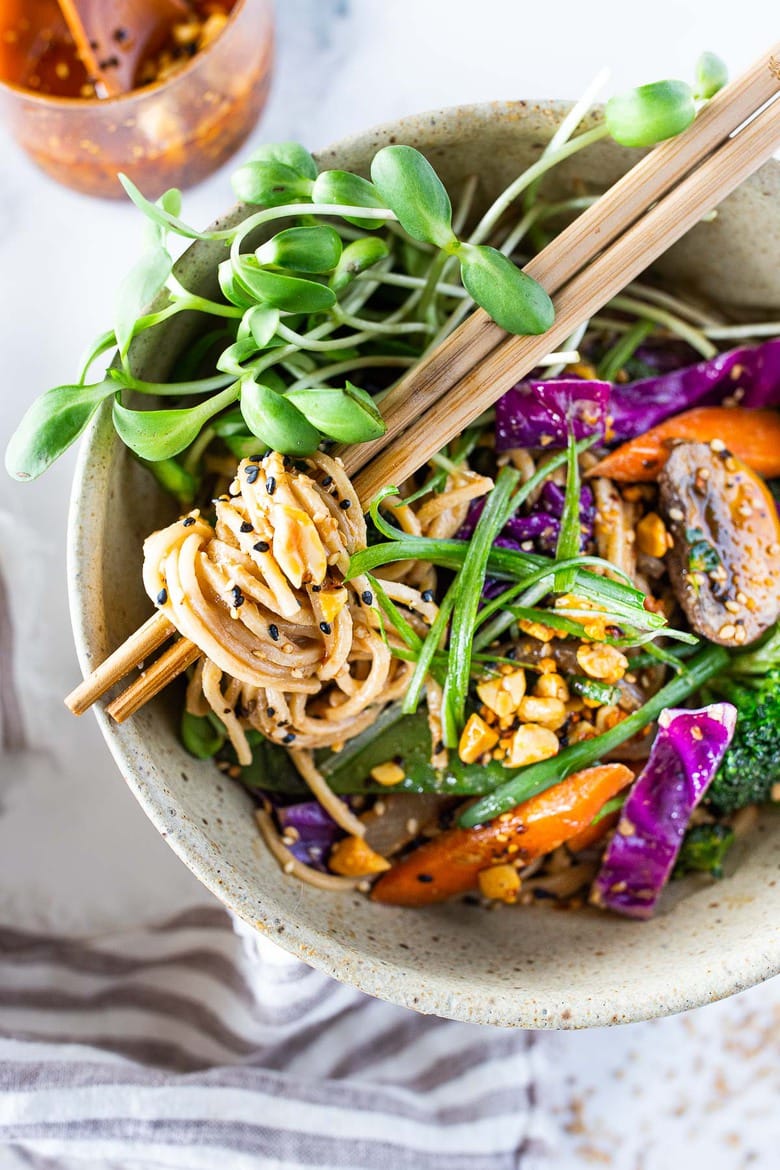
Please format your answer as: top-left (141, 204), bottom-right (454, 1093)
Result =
top-left (67, 98), bottom-right (780, 1029)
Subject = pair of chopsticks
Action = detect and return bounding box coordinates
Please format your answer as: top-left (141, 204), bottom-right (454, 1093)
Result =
top-left (66, 43), bottom-right (780, 723)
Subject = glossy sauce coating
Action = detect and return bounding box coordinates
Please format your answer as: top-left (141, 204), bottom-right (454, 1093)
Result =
top-left (659, 441), bottom-right (780, 647)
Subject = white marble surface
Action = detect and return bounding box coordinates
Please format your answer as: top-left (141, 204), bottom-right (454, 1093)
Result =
top-left (0, 0), bottom-right (778, 1165)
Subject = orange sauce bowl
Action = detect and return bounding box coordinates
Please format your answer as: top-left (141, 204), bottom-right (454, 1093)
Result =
top-left (0, 0), bottom-right (274, 198)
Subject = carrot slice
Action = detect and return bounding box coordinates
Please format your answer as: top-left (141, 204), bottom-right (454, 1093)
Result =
top-left (589, 407), bottom-right (780, 482)
top-left (370, 763), bottom-right (633, 906)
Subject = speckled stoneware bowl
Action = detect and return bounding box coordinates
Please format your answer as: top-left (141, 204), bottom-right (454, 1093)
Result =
top-left (69, 102), bottom-right (780, 1028)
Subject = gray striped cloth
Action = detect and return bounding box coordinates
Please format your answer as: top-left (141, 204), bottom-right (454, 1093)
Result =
top-left (0, 906), bottom-right (549, 1169)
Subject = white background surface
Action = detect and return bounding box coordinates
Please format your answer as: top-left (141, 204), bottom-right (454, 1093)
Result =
top-left (0, 1), bottom-right (778, 1165)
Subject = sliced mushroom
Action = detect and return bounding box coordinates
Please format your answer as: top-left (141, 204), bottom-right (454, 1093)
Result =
top-left (659, 441), bottom-right (780, 647)
top-left (362, 793), bottom-right (453, 857)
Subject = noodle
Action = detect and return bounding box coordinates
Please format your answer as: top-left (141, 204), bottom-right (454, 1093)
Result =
top-left (255, 809), bottom-right (368, 890)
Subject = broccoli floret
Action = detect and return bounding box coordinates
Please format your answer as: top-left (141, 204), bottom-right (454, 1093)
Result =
top-left (706, 624), bottom-right (780, 813)
top-left (673, 823), bottom-right (735, 879)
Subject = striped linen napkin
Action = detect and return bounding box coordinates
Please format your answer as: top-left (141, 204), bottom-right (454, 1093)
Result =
top-left (0, 906), bottom-right (551, 1169)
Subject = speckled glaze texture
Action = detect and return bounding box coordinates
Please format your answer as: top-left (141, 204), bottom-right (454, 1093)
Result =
top-left (68, 102), bottom-right (780, 1029)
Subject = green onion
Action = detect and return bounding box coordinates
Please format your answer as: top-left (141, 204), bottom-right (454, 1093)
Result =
top-left (402, 590), bottom-right (456, 715)
top-left (568, 675), bottom-right (622, 706)
top-left (596, 318), bottom-right (655, 382)
top-left (459, 643), bottom-right (729, 827)
top-left (554, 430), bottom-right (582, 592)
top-left (441, 466), bottom-right (521, 744)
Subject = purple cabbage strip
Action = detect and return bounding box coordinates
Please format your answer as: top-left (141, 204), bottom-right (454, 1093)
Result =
top-left (276, 801), bottom-right (341, 872)
top-left (496, 379), bottom-right (610, 450)
top-left (591, 703), bottom-right (737, 920)
top-left (608, 338), bottom-right (780, 441)
top-left (494, 339), bottom-right (780, 451)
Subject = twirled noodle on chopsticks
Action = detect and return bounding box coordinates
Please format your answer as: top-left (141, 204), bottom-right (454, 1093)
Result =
top-left (142, 449), bottom-right (492, 832)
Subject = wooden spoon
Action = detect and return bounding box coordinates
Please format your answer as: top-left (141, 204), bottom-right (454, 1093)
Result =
top-left (56, 0), bottom-right (192, 97)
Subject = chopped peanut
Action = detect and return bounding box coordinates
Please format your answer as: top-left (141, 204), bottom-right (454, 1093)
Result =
top-left (459, 713), bottom-right (500, 763)
top-left (477, 678), bottom-right (515, 718)
top-left (576, 643), bottom-right (629, 685)
top-left (505, 723), bottom-right (560, 767)
top-left (329, 836), bottom-right (390, 876)
top-left (502, 668), bottom-right (527, 705)
top-left (538, 656), bottom-right (557, 674)
top-left (318, 586), bottom-right (349, 623)
top-left (370, 761), bottom-right (406, 787)
top-left (517, 695), bottom-right (568, 730)
top-left (595, 705), bottom-right (626, 734)
top-left (518, 618), bottom-right (557, 642)
top-left (568, 721), bottom-right (597, 744)
top-left (636, 511), bottom-right (673, 558)
top-left (478, 864), bottom-right (521, 903)
top-left (534, 672), bottom-right (570, 702)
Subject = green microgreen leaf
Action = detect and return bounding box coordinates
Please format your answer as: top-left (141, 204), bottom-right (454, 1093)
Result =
top-left (5, 381), bottom-right (117, 481)
top-left (113, 383), bottom-right (239, 461)
top-left (245, 141), bottom-right (318, 180)
top-left (237, 304), bottom-right (280, 348)
top-left (115, 246), bottom-right (172, 361)
top-left (285, 381), bottom-right (385, 443)
top-left (329, 237), bottom-right (389, 293)
top-left (605, 80), bottom-right (696, 147)
top-left (458, 243), bottom-right (555, 335)
top-left (693, 51), bottom-right (728, 100)
top-left (460, 643), bottom-right (730, 827)
top-left (218, 259), bottom-right (257, 309)
top-left (255, 225), bottom-right (342, 273)
top-left (231, 259), bottom-right (336, 313)
top-left (231, 159), bottom-right (314, 207)
top-left (216, 338), bottom-right (261, 375)
top-left (239, 379), bottom-right (320, 455)
top-left (118, 174), bottom-right (219, 240)
top-left (370, 145), bottom-right (457, 248)
top-left (312, 170), bottom-right (389, 229)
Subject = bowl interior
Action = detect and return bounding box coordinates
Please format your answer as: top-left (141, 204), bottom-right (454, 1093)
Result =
top-left (69, 101), bottom-right (780, 1028)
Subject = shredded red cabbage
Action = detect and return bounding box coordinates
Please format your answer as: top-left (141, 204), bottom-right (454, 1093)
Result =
top-left (276, 801), bottom-right (341, 871)
top-left (496, 379), bottom-right (610, 450)
top-left (591, 703), bottom-right (737, 919)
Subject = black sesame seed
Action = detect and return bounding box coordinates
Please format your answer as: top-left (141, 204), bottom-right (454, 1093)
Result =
top-left (421, 590), bottom-right (434, 602)
top-left (113, 27), bottom-right (128, 43)
top-left (311, 584), bottom-right (321, 592)
top-left (249, 453), bottom-right (263, 463)
top-left (268, 624), bottom-right (280, 641)
top-left (156, 588), bottom-right (168, 605)
top-left (266, 476), bottom-right (276, 495)
top-left (321, 475), bottom-right (333, 487)
top-left (339, 498), bottom-right (352, 510)
top-left (362, 590), bottom-right (373, 605)
top-left (282, 732), bottom-right (296, 744)
top-left (253, 540), bottom-right (269, 553)
top-left (245, 465), bottom-right (259, 485)
top-left (240, 521), bottom-right (253, 533)
top-left (266, 707), bottom-right (275, 718)
top-left (319, 621), bottom-right (332, 635)
top-left (294, 461), bottom-right (308, 472)
top-left (434, 740), bottom-right (444, 754)
top-left (231, 586), bottom-right (244, 609)
top-left (182, 516), bottom-right (196, 528)
top-left (416, 873), bottom-right (434, 883)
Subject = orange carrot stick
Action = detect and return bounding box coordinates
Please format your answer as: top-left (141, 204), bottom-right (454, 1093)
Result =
top-left (589, 407), bottom-right (780, 482)
top-left (370, 763), bottom-right (633, 906)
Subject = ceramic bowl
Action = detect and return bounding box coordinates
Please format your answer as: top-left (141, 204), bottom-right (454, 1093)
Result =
top-left (68, 102), bottom-right (780, 1028)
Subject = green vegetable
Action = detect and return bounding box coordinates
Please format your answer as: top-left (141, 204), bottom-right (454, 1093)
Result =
top-left (568, 675), bottom-right (622, 706)
top-left (705, 623), bottom-right (780, 811)
top-left (441, 466), bottom-right (521, 744)
top-left (460, 643), bottom-right (729, 827)
top-left (605, 80), bottom-right (696, 147)
top-left (255, 225), bottom-right (343, 273)
top-left (554, 430), bottom-right (582, 592)
top-left (673, 823), bottom-right (734, 879)
top-left (181, 710), bottom-right (225, 759)
top-left (370, 145), bottom-right (457, 249)
top-left (693, 52), bottom-right (728, 101)
top-left (285, 382), bottom-right (385, 444)
top-left (457, 243), bottom-right (554, 335)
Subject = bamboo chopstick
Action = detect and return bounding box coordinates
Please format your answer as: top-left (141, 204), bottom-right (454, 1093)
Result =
top-left (338, 40), bottom-right (780, 479)
top-left (65, 611), bottom-right (174, 715)
top-left (353, 90), bottom-right (780, 505)
top-left (104, 636), bottom-right (202, 723)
